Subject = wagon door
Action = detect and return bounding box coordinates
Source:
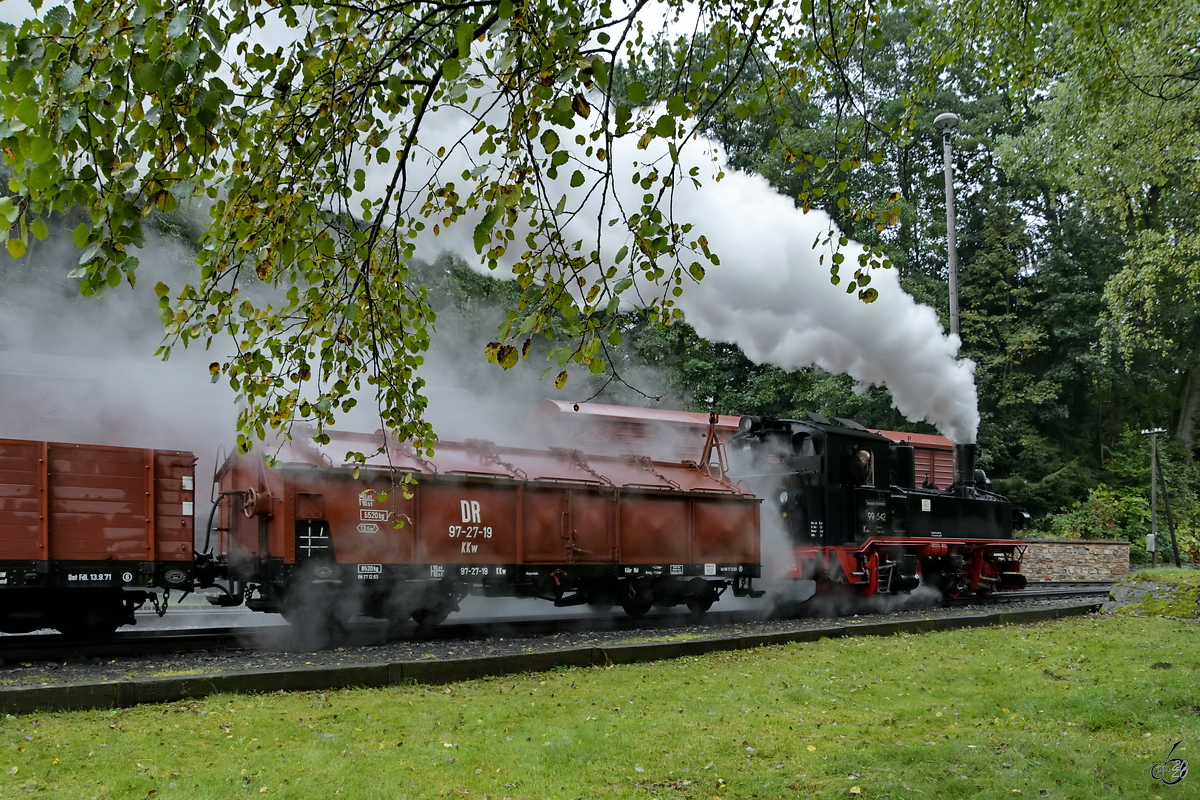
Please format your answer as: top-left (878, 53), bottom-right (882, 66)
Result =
top-left (566, 489), bottom-right (616, 563)
top-left (521, 486), bottom-right (569, 562)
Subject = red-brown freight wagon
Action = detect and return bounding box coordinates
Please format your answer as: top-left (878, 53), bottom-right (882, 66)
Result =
top-left (213, 430), bottom-right (762, 633)
top-left (0, 439), bottom-right (196, 634)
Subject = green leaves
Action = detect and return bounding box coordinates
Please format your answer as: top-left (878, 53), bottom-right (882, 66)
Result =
top-left (14, 96), bottom-right (38, 128)
top-left (455, 21), bottom-right (475, 58)
top-left (0, 0), bottom-right (926, 461)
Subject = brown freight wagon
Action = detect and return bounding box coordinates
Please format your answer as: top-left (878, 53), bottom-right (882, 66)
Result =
top-left (0, 439), bottom-right (197, 634)
top-left (214, 430), bottom-right (762, 631)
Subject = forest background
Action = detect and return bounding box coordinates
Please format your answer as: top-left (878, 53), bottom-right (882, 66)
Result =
top-left (2, 0), bottom-right (1198, 560)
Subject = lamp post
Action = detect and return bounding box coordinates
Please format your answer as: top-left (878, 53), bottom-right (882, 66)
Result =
top-left (1141, 427), bottom-right (1168, 567)
top-left (933, 112), bottom-right (961, 340)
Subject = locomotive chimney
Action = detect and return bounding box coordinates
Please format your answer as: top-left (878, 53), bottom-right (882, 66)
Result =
top-left (954, 442), bottom-right (976, 489)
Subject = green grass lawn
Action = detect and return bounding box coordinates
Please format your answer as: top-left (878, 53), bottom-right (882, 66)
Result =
top-left (1128, 567), bottom-right (1200, 588)
top-left (2, 615), bottom-right (1196, 799)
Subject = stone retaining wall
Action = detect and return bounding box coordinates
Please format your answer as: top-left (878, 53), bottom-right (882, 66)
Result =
top-left (1020, 539), bottom-right (1130, 581)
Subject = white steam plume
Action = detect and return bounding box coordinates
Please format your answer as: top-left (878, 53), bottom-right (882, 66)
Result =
top-left (401, 98), bottom-right (979, 444)
top-left (661, 172), bottom-right (980, 444)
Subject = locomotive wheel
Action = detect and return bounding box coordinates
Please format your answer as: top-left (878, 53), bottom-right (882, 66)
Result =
top-left (942, 579), bottom-right (970, 599)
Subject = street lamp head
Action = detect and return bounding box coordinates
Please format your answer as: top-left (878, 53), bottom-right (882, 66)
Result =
top-left (933, 112), bottom-right (960, 132)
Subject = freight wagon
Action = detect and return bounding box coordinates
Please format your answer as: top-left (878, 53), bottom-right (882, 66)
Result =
top-left (0, 439), bottom-right (196, 634)
top-left (211, 431), bottom-right (762, 637)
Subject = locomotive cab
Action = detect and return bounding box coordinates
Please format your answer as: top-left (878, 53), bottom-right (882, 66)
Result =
top-left (728, 415), bottom-right (891, 548)
top-left (728, 415), bottom-right (1027, 599)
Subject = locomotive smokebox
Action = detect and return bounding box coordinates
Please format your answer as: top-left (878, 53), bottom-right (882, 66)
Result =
top-left (954, 442), bottom-right (976, 489)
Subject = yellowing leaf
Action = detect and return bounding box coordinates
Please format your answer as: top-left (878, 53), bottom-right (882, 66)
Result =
top-left (7, 238), bottom-right (26, 259)
top-left (554, 370), bottom-right (568, 389)
top-left (496, 344), bottom-right (518, 369)
top-left (572, 93), bottom-right (591, 119)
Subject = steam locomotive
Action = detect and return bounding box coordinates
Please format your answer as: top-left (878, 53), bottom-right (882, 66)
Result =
top-left (728, 413), bottom-right (1028, 599)
top-left (0, 408), bottom-right (1028, 637)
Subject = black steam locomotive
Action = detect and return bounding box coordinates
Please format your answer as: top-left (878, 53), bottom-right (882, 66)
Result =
top-left (727, 413), bottom-right (1029, 598)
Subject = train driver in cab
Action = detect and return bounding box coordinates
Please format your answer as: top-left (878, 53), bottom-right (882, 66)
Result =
top-left (843, 445), bottom-right (874, 486)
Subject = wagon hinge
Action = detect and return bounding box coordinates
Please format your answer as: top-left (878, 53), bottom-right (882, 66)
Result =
top-left (551, 447), bottom-right (615, 488)
top-left (681, 458), bottom-right (738, 489)
top-left (625, 454), bottom-right (680, 490)
top-left (464, 438), bottom-right (528, 480)
top-left (398, 441), bottom-right (438, 474)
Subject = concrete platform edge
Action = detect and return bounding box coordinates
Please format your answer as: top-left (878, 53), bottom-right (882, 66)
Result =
top-left (0, 603), bottom-right (1101, 714)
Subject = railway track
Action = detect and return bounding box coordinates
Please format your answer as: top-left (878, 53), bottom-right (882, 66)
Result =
top-left (0, 581), bottom-right (1113, 663)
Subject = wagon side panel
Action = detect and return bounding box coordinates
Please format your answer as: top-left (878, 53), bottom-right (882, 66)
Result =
top-left (617, 493), bottom-right (690, 564)
top-left (521, 486), bottom-right (569, 562)
top-left (692, 497), bottom-right (760, 565)
top-left (47, 445), bottom-right (153, 561)
top-left (416, 480), bottom-right (519, 564)
top-left (302, 472), bottom-right (416, 564)
top-left (152, 451), bottom-right (196, 562)
top-left (0, 439), bottom-right (43, 560)
top-left (567, 489), bottom-right (617, 563)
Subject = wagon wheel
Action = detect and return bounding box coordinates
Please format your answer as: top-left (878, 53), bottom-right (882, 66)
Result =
top-left (411, 585), bottom-right (458, 628)
top-left (686, 577), bottom-right (715, 616)
top-left (411, 600), bottom-right (454, 627)
top-left (280, 562), bottom-right (357, 649)
top-left (621, 579), bottom-right (653, 618)
top-left (685, 597), bottom-right (714, 615)
top-left (621, 597), bottom-right (653, 618)
top-left (54, 600), bottom-right (122, 638)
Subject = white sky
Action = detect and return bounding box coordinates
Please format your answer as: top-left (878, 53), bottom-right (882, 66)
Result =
top-left (0, 1), bottom-right (34, 25)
